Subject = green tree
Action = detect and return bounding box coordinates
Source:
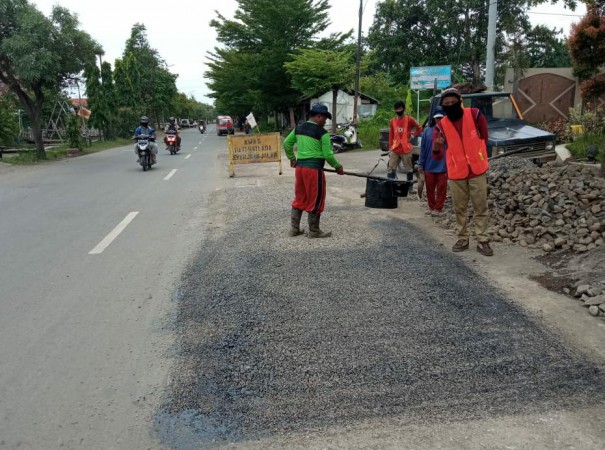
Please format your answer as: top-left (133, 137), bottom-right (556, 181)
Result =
top-left (285, 49), bottom-right (355, 132)
top-left (405, 88), bottom-right (413, 115)
top-left (206, 49), bottom-right (263, 115)
top-left (207, 0), bottom-right (341, 122)
top-left (0, 98), bottom-right (20, 146)
top-left (524, 25), bottom-right (571, 68)
top-left (84, 61), bottom-right (120, 139)
top-left (568, 2), bottom-right (605, 100)
top-left (113, 24), bottom-right (178, 127)
top-left (0, 0), bottom-right (101, 158)
top-left (366, 0), bottom-right (577, 87)
top-left (359, 73), bottom-right (402, 106)
top-left (499, 24), bottom-right (570, 93)
top-left (65, 113), bottom-right (82, 150)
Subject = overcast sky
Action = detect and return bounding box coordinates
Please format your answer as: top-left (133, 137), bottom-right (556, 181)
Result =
top-left (31, 0), bottom-right (586, 103)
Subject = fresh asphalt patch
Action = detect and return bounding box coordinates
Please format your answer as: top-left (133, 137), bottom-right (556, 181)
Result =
top-left (154, 182), bottom-right (605, 448)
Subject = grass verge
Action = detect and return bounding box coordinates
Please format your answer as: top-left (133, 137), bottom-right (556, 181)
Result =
top-left (6, 138), bottom-right (132, 165)
top-left (566, 133), bottom-right (604, 162)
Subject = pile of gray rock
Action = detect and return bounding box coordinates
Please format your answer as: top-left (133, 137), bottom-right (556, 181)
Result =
top-left (486, 159), bottom-right (605, 253)
top-left (568, 281), bottom-right (605, 318)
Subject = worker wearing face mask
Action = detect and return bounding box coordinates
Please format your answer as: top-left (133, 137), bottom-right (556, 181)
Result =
top-left (432, 87), bottom-right (493, 257)
top-left (388, 100), bottom-right (422, 189)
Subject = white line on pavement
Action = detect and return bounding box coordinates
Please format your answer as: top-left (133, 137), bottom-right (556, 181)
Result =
top-left (89, 212), bottom-right (139, 255)
top-left (164, 169), bottom-right (178, 181)
top-left (194, 147), bottom-right (198, 150)
top-left (185, 154), bottom-right (191, 160)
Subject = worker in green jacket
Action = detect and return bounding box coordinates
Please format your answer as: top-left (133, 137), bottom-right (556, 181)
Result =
top-left (284, 104), bottom-right (344, 238)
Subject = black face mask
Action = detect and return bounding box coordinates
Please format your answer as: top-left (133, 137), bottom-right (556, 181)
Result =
top-left (442, 101), bottom-right (463, 121)
top-left (395, 111), bottom-right (404, 117)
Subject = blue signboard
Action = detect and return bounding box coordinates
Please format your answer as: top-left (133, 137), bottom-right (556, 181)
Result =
top-left (410, 65), bottom-right (452, 90)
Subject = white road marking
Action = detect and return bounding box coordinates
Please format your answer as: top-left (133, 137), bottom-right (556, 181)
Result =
top-left (164, 169), bottom-right (178, 181)
top-left (89, 212), bottom-right (139, 255)
top-left (194, 146), bottom-right (199, 150)
top-left (185, 154), bottom-right (191, 160)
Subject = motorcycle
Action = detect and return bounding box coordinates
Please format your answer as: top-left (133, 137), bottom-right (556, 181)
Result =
top-left (330, 123), bottom-right (362, 153)
top-left (135, 134), bottom-right (155, 171)
top-left (165, 130), bottom-right (179, 155)
top-left (199, 123), bottom-right (206, 134)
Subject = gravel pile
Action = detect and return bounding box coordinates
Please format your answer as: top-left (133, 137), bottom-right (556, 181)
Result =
top-left (570, 279), bottom-right (605, 317)
top-left (488, 156), bottom-right (540, 174)
top-left (435, 157), bottom-right (605, 319)
top-left (486, 160), bottom-right (605, 253)
top-left (154, 173), bottom-right (605, 448)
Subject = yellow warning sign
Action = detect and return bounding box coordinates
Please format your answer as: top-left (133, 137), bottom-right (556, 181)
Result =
top-left (227, 132), bottom-right (282, 177)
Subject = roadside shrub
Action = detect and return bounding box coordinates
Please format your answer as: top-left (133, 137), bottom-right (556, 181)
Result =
top-left (568, 104), bottom-right (605, 135)
top-left (567, 133), bottom-right (604, 162)
top-left (356, 107), bottom-right (393, 150)
top-left (537, 117), bottom-right (572, 144)
top-left (65, 114), bottom-right (82, 150)
top-left (0, 98), bottom-right (19, 146)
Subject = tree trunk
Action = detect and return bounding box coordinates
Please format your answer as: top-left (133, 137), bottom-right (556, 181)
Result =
top-left (31, 110), bottom-right (46, 159)
top-left (0, 75), bottom-right (47, 158)
top-left (472, 61), bottom-right (482, 88)
top-left (33, 92), bottom-right (46, 159)
top-left (288, 107), bottom-right (296, 129)
top-left (332, 87), bottom-right (338, 133)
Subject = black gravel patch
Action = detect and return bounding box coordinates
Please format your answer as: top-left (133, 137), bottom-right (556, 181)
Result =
top-left (155, 185), bottom-right (605, 449)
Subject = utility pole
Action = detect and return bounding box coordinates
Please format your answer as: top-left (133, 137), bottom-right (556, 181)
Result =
top-left (485, 0), bottom-right (498, 91)
top-left (353, 0), bottom-right (362, 125)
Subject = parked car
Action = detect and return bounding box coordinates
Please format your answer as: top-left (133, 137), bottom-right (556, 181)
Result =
top-left (380, 91), bottom-right (557, 165)
top-left (216, 116), bottom-right (235, 136)
top-left (179, 119), bottom-right (192, 128)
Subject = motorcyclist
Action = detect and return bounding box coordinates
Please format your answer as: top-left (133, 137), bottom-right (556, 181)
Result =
top-left (134, 115), bottom-right (158, 164)
top-left (163, 117), bottom-right (181, 150)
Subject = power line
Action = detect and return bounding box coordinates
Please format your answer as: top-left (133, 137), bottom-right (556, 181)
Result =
top-left (528, 11), bottom-right (584, 17)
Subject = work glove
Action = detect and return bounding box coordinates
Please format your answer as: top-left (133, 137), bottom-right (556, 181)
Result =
top-left (336, 166), bottom-right (344, 175)
top-left (290, 158), bottom-right (297, 168)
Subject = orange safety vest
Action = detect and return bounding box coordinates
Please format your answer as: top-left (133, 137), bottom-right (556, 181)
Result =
top-left (439, 108), bottom-right (488, 180)
top-left (390, 116), bottom-right (412, 154)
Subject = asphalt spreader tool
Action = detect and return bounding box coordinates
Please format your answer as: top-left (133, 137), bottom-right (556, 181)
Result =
top-left (324, 168), bottom-right (413, 209)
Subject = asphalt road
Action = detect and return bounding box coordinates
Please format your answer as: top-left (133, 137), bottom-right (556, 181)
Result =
top-left (154, 150), bottom-right (605, 449)
top-left (2, 131), bottom-right (605, 450)
top-left (0, 126), bottom-right (225, 449)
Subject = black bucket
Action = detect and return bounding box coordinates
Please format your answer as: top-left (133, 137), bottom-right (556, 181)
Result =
top-left (391, 180), bottom-right (412, 197)
top-left (365, 178), bottom-right (398, 209)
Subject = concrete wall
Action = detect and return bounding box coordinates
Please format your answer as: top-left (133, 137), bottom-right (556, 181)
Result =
top-left (312, 90), bottom-right (377, 126)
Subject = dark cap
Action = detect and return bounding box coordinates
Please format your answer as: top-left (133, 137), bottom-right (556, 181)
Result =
top-left (439, 88), bottom-right (462, 105)
top-left (309, 103), bottom-right (332, 120)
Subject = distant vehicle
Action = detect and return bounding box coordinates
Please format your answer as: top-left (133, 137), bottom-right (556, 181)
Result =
top-left (165, 130), bottom-right (179, 155)
top-left (179, 119), bottom-right (192, 128)
top-left (216, 116), bottom-right (234, 136)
